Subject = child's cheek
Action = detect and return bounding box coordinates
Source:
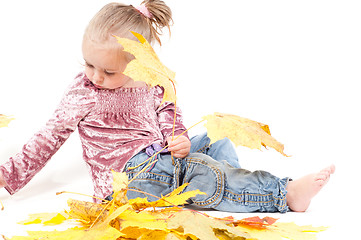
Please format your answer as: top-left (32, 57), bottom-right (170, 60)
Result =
top-left (84, 68), bottom-right (93, 81)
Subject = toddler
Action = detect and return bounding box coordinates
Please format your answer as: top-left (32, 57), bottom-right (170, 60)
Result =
top-left (0, 0), bottom-right (334, 213)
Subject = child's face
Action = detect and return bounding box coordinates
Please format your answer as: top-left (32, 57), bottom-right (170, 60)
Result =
top-left (82, 40), bottom-right (132, 89)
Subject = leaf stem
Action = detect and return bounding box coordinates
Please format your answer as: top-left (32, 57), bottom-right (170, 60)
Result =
top-left (127, 188), bottom-right (183, 210)
top-left (89, 198), bottom-right (113, 229)
top-left (56, 191), bottom-right (105, 202)
top-left (170, 79), bottom-right (177, 164)
top-left (170, 79), bottom-right (177, 141)
top-left (127, 158), bottom-right (159, 185)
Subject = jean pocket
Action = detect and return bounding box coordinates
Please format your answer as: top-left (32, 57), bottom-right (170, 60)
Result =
top-left (180, 153), bottom-right (225, 209)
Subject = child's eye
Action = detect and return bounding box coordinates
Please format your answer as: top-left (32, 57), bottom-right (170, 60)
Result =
top-left (105, 71), bottom-right (116, 76)
top-left (85, 62), bottom-right (94, 68)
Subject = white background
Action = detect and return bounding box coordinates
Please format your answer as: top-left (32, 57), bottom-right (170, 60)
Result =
top-left (0, 0), bottom-right (360, 238)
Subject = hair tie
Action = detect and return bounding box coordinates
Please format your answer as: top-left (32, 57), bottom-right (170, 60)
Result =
top-left (135, 4), bottom-right (152, 18)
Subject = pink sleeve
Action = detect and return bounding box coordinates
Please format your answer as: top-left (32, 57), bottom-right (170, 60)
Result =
top-left (0, 75), bottom-right (95, 194)
top-left (154, 86), bottom-right (189, 141)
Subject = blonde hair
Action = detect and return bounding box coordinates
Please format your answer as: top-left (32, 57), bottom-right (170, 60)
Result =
top-left (83, 0), bottom-right (172, 46)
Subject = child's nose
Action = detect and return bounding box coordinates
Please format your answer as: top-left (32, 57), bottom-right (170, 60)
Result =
top-left (93, 70), bottom-right (104, 83)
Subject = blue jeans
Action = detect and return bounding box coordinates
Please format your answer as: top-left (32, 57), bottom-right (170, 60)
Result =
top-left (124, 132), bottom-right (289, 213)
top-left (189, 132), bottom-right (241, 168)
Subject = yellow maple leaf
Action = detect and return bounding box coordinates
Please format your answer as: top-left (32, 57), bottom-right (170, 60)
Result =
top-left (0, 114), bottom-right (14, 128)
top-left (67, 199), bottom-right (107, 226)
top-left (18, 212), bottom-right (68, 226)
top-left (120, 227), bottom-right (186, 240)
top-left (111, 170), bottom-right (129, 206)
top-left (115, 31), bottom-right (176, 104)
top-left (111, 170), bottom-right (128, 193)
top-left (203, 112), bottom-right (288, 156)
top-left (13, 202), bottom-right (129, 240)
top-left (166, 210), bottom-right (251, 240)
top-left (117, 209), bottom-right (167, 231)
top-left (136, 230), bottom-right (185, 240)
top-left (129, 183), bottom-right (205, 210)
top-left (9, 225), bottom-right (121, 240)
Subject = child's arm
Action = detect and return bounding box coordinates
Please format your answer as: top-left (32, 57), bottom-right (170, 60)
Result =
top-left (0, 74), bottom-right (95, 195)
top-left (154, 86), bottom-right (189, 140)
top-left (154, 86), bottom-right (189, 157)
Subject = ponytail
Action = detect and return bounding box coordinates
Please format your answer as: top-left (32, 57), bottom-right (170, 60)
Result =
top-left (138, 0), bottom-right (173, 45)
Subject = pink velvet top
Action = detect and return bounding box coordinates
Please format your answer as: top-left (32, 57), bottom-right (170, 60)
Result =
top-left (0, 72), bottom-right (188, 200)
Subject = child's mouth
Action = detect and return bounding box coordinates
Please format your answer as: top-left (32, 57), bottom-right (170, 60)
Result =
top-left (93, 83), bottom-right (103, 89)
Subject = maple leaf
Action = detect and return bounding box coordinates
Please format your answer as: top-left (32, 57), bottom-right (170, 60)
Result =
top-left (239, 216), bottom-right (278, 229)
top-left (67, 199), bottom-right (108, 226)
top-left (12, 203), bottom-right (129, 240)
top-left (133, 230), bottom-right (184, 240)
top-left (203, 112), bottom-right (289, 156)
top-left (235, 220), bottom-right (327, 240)
top-left (17, 212), bottom-right (68, 226)
top-left (129, 183), bottom-right (206, 210)
top-left (274, 222), bottom-right (327, 240)
top-left (115, 31), bottom-right (176, 104)
top-left (0, 114), bottom-right (14, 128)
top-left (119, 227), bottom-right (179, 240)
top-left (111, 170), bottom-right (129, 206)
top-left (117, 209), bottom-right (168, 232)
top-left (166, 210), bottom-right (251, 240)
top-left (8, 225), bottom-right (121, 240)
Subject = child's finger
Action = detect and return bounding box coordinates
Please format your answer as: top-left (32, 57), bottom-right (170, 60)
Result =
top-left (167, 137), bottom-right (187, 149)
top-left (171, 147), bottom-right (190, 158)
top-left (167, 135), bottom-right (184, 147)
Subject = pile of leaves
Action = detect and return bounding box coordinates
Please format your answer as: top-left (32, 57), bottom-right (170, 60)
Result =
top-left (2, 171), bottom-right (326, 240)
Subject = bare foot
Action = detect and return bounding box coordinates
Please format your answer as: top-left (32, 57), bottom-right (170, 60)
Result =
top-left (286, 165), bottom-right (335, 212)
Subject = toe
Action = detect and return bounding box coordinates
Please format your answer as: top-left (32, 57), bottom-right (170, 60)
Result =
top-left (330, 164), bottom-right (336, 174)
top-left (319, 165), bottom-right (335, 176)
top-left (315, 173), bottom-right (327, 181)
top-left (314, 179), bottom-right (325, 187)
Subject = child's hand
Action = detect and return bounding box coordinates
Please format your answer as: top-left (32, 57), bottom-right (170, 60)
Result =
top-left (166, 135), bottom-right (191, 158)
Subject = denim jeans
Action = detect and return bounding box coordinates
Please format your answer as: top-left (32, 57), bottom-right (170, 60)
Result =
top-left (189, 132), bottom-right (241, 168)
top-left (124, 132), bottom-right (289, 213)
